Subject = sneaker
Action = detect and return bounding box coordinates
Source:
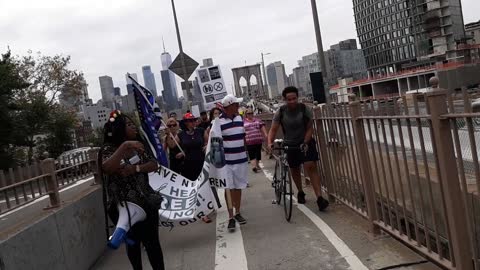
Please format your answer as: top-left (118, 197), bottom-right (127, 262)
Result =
top-left (227, 218), bottom-right (236, 232)
top-left (234, 213), bottom-right (247, 225)
top-left (297, 191), bottom-right (306, 204)
top-left (317, 196), bottom-right (330, 212)
top-left (252, 168), bottom-right (258, 173)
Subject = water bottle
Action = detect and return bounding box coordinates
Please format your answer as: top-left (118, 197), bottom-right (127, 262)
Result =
top-left (210, 137), bottom-right (226, 168)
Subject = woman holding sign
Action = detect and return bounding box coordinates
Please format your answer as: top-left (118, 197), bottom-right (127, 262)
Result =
top-left (177, 112), bottom-right (213, 223)
top-left (176, 112), bottom-right (206, 181)
top-left (164, 117), bottom-right (184, 174)
top-left (99, 110), bottom-right (165, 270)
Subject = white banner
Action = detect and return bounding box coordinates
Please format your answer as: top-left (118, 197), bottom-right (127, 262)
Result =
top-left (149, 166), bottom-right (217, 229)
top-left (149, 118), bottom-right (230, 229)
top-left (196, 65), bottom-right (228, 110)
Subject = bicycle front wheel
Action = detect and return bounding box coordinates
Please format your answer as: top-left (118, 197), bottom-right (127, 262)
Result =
top-left (273, 160), bottom-right (282, 205)
top-left (283, 166), bottom-right (293, 221)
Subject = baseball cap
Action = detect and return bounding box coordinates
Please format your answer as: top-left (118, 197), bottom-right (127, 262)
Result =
top-left (221, 94), bottom-right (243, 107)
top-left (183, 112), bottom-right (196, 120)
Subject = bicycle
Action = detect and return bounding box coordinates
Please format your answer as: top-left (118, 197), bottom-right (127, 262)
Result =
top-left (271, 139), bottom-right (304, 222)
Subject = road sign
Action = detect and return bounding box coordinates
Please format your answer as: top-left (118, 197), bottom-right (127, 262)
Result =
top-left (169, 52), bottom-right (199, 81)
top-left (196, 65), bottom-right (228, 110)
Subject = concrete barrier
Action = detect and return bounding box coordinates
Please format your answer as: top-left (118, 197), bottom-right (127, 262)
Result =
top-left (0, 187), bottom-right (106, 270)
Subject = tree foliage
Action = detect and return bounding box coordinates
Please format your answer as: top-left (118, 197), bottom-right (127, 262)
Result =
top-left (87, 127), bottom-right (105, 147)
top-left (0, 49), bottom-right (86, 168)
top-left (14, 51), bottom-right (85, 105)
top-left (0, 50), bottom-right (29, 169)
top-left (43, 106), bottom-right (78, 158)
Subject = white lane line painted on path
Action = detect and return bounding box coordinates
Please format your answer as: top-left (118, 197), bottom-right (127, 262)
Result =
top-left (259, 162), bottom-right (369, 270)
top-left (215, 189), bottom-right (249, 270)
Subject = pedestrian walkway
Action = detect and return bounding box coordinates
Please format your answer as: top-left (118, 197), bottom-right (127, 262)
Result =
top-left (92, 157), bottom-right (441, 270)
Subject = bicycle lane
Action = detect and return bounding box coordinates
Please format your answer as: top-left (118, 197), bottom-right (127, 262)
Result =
top-left (249, 157), bottom-right (441, 270)
top-left (239, 159), bottom-right (352, 270)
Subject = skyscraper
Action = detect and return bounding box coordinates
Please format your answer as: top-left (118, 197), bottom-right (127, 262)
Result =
top-left (325, 39), bottom-right (367, 86)
top-left (160, 49), bottom-right (178, 111)
top-left (353, 0), bottom-right (466, 76)
top-left (114, 87), bottom-right (121, 96)
top-left (99, 75), bottom-right (115, 109)
top-left (161, 48), bottom-right (178, 100)
top-left (161, 70), bottom-right (177, 112)
top-left (142, 66), bottom-right (158, 97)
top-left (201, 58), bottom-right (214, 68)
top-left (126, 73), bottom-right (138, 95)
top-left (59, 77), bottom-right (89, 112)
top-left (266, 61), bottom-right (287, 98)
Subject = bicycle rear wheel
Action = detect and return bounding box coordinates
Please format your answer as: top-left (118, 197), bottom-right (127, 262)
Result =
top-left (283, 166), bottom-right (293, 221)
top-left (273, 160), bottom-right (282, 205)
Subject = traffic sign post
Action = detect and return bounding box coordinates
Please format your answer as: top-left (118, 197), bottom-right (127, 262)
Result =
top-left (169, 52), bottom-right (199, 81)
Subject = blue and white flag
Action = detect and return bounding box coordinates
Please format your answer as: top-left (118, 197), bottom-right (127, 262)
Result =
top-left (129, 74), bottom-right (168, 167)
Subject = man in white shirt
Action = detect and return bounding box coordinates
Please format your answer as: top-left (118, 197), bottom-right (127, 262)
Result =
top-left (218, 94), bottom-right (248, 232)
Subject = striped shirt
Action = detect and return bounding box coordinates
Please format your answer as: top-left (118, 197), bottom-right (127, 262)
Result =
top-left (218, 113), bottom-right (248, 165)
top-left (244, 118), bottom-right (265, 145)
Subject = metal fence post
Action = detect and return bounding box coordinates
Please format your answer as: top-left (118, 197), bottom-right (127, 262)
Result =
top-left (313, 107), bottom-right (336, 202)
top-left (350, 101), bottom-right (380, 235)
top-left (41, 158), bottom-right (60, 209)
top-left (88, 148), bottom-right (102, 185)
top-left (426, 90), bottom-right (474, 270)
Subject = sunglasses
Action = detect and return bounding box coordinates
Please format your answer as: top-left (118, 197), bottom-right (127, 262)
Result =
top-left (246, 112), bottom-right (253, 115)
top-left (167, 124), bottom-right (177, 128)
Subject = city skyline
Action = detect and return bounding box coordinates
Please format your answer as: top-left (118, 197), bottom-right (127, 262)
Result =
top-left (2, 0), bottom-right (478, 102)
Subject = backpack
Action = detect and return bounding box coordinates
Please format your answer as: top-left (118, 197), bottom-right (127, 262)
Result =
top-left (278, 103), bottom-right (310, 134)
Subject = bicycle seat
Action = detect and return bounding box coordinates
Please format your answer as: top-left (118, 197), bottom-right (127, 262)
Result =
top-left (274, 139), bottom-right (284, 144)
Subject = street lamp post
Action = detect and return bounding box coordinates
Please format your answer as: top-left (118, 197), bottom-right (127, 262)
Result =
top-left (261, 52), bottom-right (271, 99)
top-left (310, 0), bottom-right (329, 103)
top-left (170, 0), bottom-right (192, 106)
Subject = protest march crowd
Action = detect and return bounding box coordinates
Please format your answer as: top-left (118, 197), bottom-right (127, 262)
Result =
top-left (99, 84), bottom-right (329, 270)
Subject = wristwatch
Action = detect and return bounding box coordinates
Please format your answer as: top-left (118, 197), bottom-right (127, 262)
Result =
top-left (135, 165), bottom-right (140, 173)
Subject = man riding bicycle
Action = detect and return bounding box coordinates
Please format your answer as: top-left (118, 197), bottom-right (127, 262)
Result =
top-left (267, 86), bottom-right (329, 211)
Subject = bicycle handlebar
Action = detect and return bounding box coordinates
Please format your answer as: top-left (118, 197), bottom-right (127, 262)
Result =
top-left (273, 145), bottom-right (302, 151)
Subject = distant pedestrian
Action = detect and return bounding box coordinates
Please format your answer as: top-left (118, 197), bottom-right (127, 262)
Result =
top-left (205, 107), bottom-right (223, 135)
top-left (243, 108), bottom-right (268, 173)
top-left (198, 111), bottom-right (210, 130)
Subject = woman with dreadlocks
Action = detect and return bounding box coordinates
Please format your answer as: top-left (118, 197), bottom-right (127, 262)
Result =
top-left (99, 110), bottom-right (165, 270)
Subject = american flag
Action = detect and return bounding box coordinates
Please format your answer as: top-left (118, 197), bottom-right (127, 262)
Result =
top-left (129, 74), bottom-right (168, 167)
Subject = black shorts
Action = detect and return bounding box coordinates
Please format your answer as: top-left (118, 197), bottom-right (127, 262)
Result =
top-left (247, 144), bottom-right (262, 161)
top-left (286, 139), bottom-right (319, 168)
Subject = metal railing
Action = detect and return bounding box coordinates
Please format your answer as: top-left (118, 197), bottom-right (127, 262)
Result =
top-left (0, 149), bottom-right (99, 214)
top-left (259, 86), bottom-right (479, 270)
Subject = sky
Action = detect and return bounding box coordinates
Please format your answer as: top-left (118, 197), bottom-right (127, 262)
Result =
top-left (1, 0), bottom-right (479, 102)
